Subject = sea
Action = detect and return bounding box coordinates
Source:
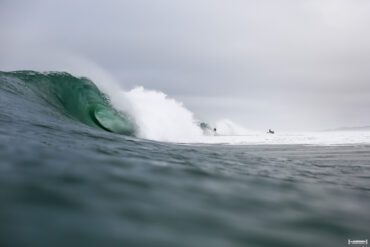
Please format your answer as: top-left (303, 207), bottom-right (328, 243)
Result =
top-left (0, 71), bottom-right (369, 247)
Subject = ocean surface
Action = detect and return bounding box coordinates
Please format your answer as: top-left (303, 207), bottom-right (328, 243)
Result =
top-left (0, 71), bottom-right (369, 247)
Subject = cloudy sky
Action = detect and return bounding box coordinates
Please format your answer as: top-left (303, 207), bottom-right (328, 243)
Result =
top-left (1, 0), bottom-right (370, 131)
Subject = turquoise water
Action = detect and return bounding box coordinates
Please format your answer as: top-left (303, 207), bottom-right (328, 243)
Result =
top-left (0, 71), bottom-right (369, 247)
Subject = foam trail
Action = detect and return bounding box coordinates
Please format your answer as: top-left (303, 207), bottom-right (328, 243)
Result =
top-left (193, 131), bottom-right (370, 145)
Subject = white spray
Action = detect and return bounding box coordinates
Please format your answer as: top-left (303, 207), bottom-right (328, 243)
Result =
top-left (123, 87), bottom-right (203, 142)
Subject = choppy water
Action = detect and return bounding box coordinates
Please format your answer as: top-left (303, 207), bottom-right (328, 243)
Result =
top-left (1, 71), bottom-right (369, 247)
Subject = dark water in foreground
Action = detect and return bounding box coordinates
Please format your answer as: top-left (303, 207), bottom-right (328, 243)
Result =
top-left (1, 71), bottom-right (370, 247)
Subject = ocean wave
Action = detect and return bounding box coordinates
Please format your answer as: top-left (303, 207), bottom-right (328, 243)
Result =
top-left (0, 71), bottom-right (136, 135)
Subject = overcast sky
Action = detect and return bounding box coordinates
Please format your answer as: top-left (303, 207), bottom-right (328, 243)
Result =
top-left (1, 0), bottom-right (370, 131)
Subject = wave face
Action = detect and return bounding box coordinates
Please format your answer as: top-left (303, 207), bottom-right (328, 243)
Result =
top-left (0, 71), bottom-right (136, 135)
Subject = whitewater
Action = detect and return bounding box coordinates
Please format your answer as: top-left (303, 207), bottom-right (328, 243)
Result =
top-left (119, 87), bottom-right (370, 145)
top-left (88, 70), bottom-right (370, 145)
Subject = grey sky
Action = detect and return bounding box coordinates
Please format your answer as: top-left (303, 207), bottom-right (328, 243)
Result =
top-left (1, 0), bottom-right (370, 130)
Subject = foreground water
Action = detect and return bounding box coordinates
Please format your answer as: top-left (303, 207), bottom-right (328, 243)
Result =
top-left (1, 71), bottom-right (369, 247)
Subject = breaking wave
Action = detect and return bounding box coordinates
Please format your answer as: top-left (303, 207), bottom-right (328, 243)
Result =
top-left (0, 70), bottom-right (208, 142)
top-left (2, 70), bottom-right (369, 145)
top-left (0, 71), bottom-right (136, 135)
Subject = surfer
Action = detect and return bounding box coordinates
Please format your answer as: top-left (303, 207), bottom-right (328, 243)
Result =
top-left (268, 129), bottom-right (275, 134)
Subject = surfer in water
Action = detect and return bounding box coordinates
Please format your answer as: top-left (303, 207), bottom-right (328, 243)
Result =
top-left (213, 128), bottom-right (217, 136)
top-left (268, 129), bottom-right (275, 134)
